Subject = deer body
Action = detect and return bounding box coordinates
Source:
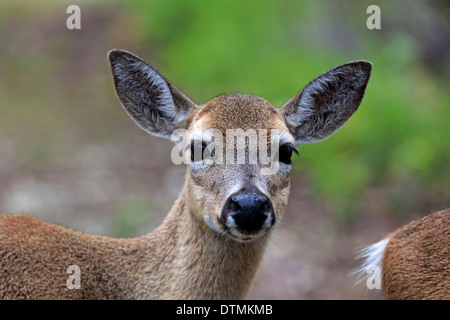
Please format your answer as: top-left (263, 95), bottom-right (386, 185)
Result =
top-left (0, 50), bottom-right (372, 299)
top-left (383, 209), bottom-right (449, 299)
top-left (358, 209), bottom-right (450, 300)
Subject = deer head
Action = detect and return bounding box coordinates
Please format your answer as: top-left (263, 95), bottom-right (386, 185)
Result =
top-left (108, 49), bottom-right (371, 242)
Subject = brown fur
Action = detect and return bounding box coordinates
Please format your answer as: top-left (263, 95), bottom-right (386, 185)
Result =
top-left (196, 93), bottom-right (281, 132)
top-left (382, 209), bottom-right (450, 300)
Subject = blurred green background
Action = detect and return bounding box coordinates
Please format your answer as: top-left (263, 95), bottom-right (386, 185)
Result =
top-left (0, 0), bottom-right (449, 299)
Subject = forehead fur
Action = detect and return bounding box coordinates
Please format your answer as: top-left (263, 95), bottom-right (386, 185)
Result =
top-left (194, 93), bottom-right (285, 132)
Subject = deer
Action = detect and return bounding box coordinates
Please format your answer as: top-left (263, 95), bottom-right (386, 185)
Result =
top-left (0, 49), bottom-right (372, 299)
top-left (356, 208), bottom-right (450, 299)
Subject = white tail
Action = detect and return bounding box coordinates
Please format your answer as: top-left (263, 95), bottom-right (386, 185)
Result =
top-left (356, 208), bottom-right (450, 300)
top-left (0, 49), bottom-right (371, 299)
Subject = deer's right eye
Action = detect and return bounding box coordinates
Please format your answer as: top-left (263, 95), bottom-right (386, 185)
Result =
top-left (191, 140), bottom-right (206, 162)
top-left (190, 140), bottom-right (216, 163)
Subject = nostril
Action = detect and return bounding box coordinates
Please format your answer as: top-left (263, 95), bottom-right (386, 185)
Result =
top-left (230, 196), bottom-right (242, 211)
top-left (256, 195), bottom-right (269, 210)
top-left (259, 200), bottom-right (270, 213)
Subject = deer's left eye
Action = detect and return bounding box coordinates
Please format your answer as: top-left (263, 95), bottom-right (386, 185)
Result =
top-left (278, 144), bottom-right (298, 165)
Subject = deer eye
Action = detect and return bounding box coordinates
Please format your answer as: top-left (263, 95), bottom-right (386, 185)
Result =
top-left (190, 140), bottom-right (215, 162)
top-left (278, 144), bottom-right (298, 165)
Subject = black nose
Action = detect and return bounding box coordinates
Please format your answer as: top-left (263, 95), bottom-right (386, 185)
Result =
top-left (223, 191), bottom-right (274, 234)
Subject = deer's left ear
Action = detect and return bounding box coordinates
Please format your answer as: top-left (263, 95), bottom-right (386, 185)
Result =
top-left (279, 61), bottom-right (372, 146)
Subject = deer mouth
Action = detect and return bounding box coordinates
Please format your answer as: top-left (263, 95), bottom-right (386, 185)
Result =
top-left (224, 225), bottom-right (272, 242)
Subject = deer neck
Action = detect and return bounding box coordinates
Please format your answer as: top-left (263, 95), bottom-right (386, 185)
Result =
top-left (138, 184), bottom-right (270, 299)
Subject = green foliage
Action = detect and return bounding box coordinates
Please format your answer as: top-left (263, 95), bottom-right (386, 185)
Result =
top-left (120, 0), bottom-right (449, 220)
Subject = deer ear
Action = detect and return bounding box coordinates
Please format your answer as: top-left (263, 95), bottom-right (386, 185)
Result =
top-left (108, 49), bottom-right (197, 139)
top-left (279, 61), bottom-right (372, 146)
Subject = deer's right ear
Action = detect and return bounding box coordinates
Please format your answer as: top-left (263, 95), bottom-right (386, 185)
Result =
top-left (108, 49), bottom-right (197, 139)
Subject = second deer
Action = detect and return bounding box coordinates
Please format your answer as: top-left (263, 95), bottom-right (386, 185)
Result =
top-left (357, 208), bottom-right (449, 299)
